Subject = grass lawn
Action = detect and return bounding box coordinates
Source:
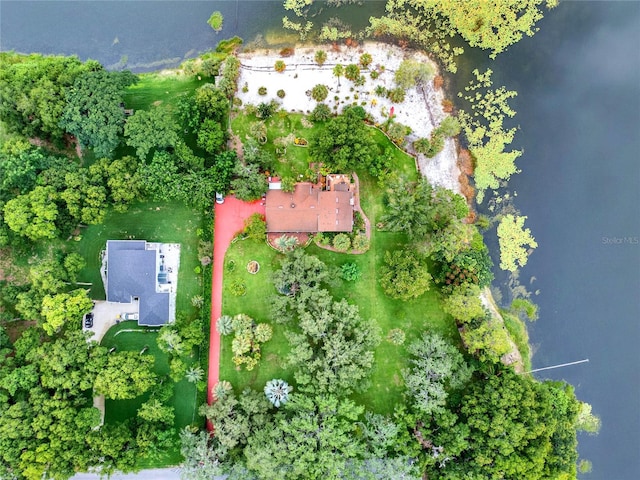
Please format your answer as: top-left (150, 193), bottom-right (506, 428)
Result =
top-left (74, 201), bottom-right (204, 317)
top-left (219, 118), bottom-right (458, 413)
top-left (231, 111), bottom-right (318, 179)
top-left (219, 239), bottom-right (296, 390)
top-left (101, 321), bottom-right (200, 467)
top-left (123, 72), bottom-right (210, 113)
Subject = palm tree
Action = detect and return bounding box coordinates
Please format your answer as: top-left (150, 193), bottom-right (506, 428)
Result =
top-left (185, 366), bottom-right (204, 383)
top-left (333, 63), bottom-right (344, 87)
top-left (264, 379), bottom-right (292, 407)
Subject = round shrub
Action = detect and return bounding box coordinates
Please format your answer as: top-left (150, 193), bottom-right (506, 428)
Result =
top-left (340, 262), bottom-right (361, 282)
top-left (370, 70), bottom-right (379, 80)
top-left (386, 328), bottom-right (406, 345)
top-left (359, 53), bottom-right (373, 68)
top-left (216, 315), bottom-right (234, 335)
top-left (311, 84), bottom-right (329, 102)
top-left (255, 323), bottom-right (273, 343)
top-left (230, 280), bottom-right (247, 296)
top-left (345, 63), bottom-right (360, 81)
top-left (332, 233), bottom-right (351, 252)
top-left (310, 103), bottom-right (332, 122)
top-left (351, 233), bottom-right (370, 252)
top-left (277, 89), bottom-right (286, 98)
top-left (258, 86), bottom-right (267, 96)
top-left (387, 87), bottom-right (406, 103)
top-left (274, 60), bottom-right (286, 73)
top-left (315, 50), bottom-right (327, 66)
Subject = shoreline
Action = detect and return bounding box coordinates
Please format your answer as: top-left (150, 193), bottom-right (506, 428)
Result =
top-left (235, 41), bottom-right (462, 194)
top-left (233, 41), bottom-right (525, 371)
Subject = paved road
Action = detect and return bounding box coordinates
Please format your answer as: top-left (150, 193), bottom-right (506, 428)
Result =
top-left (207, 197), bottom-right (265, 414)
top-left (71, 468), bottom-right (183, 480)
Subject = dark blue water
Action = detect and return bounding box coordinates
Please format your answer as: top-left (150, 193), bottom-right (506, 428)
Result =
top-left (2, 1), bottom-right (639, 478)
top-left (479, 4), bottom-right (640, 478)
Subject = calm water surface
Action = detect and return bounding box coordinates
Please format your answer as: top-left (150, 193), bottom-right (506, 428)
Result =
top-left (1, 1), bottom-right (639, 478)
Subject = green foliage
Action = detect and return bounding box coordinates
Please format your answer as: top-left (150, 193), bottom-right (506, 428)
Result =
top-left (257, 100), bottom-right (278, 119)
top-left (60, 70), bottom-right (136, 158)
top-left (207, 11), bottom-right (224, 32)
top-left (40, 289), bottom-right (93, 335)
top-left (124, 107), bottom-right (179, 161)
top-left (459, 69), bottom-right (521, 202)
top-left (359, 53), bottom-right (373, 68)
top-left (3, 185), bottom-right (58, 240)
top-left (0, 53), bottom-right (101, 141)
top-left (437, 369), bottom-right (579, 479)
top-left (403, 332), bottom-right (471, 416)
top-left (344, 63), bottom-right (361, 82)
top-left (314, 50), bottom-right (327, 66)
top-left (195, 83), bottom-right (228, 122)
top-left (277, 89), bottom-right (286, 99)
top-left (394, 59), bottom-right (436, 90)
top-left (497, 214), bottom-right (538, 272)
top-left (332, 64), bottom-right (344, 84)
top-left (310, 103), bottom-right (332, 122)
top-left (94, 351), bottom-right (157, 400)
top-left (435, 0), bottom-right (555, 58)
top-left (441, 284), bottom-right (486, 323)
top-left (217, 55), bottom-right (241, 98)
top-left (351, 233), bottom-right (370, 252)
top-left (274, 60), bottom-right (286, 73)
top-left (434, 115), bottom-right (461, 137)
top-left (575, 402), bottom-right (601, 434)
top-left (228, 314), bottom-right (271, 371)
top-left (386, 122), bottom-right (411, 145)
top-left (231, 162), bottom-right (267, 201)
top-left (386, 87), bottom-right (406, 103)
top-left (386, 328), bottom-right (405, 346)
top-left (244, 394), bottom-right (365, 479)
top-left (460, 313), bottom-right (511, 362)
top-left (309, 108), bottom-right (378, 172)
top-left (280, 176), bottom-right (296, 193)
top-left (230, 280), bottom-right (247, 297)
top-left (217, 315), bottom-right (234, 335)
top-left (311, 84), bottom-right (329, 102)
top-left (243, 213), bottom-right (266, 241)
top-left (272, 249), bottom-right (328, 298)
top-left (332, 233), bottom-right (351, 252)
top-left (379, 249), bottom-right (431, 301)
top-left (340, 262), bottom-right (361, 282)
top-left (510, 297), bottom-right (539, 321)
top-left (413, 137), bottom-right (431, 155)
top-left (197, 119), bottom-right (226, 155)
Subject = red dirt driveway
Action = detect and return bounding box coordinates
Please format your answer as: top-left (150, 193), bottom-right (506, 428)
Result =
top-left (207, 196), bottom-right (265, 409)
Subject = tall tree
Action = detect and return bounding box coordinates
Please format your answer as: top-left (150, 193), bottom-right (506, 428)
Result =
top-left (40, 289), bottom-right (93, 336)
top-left (403, 332), bottom-right (471, 416)
top-left (244, 394), bottom-right (365, 480)
top-left (94, 351), bottom-right (156, 400)
top-left (0, 53), bottom-right (101, 141)
top-left (124, 107), bottom-right (179, 161)
top-left (379, 249), bottom-right (432, 301)
top-left (60, 70), bottom-right (136, 158)
top-left (3, 185), bottom-right (59, 241)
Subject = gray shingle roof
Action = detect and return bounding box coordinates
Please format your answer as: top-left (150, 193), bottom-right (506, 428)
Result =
top-left (106, 240), bottom-right (169, 326)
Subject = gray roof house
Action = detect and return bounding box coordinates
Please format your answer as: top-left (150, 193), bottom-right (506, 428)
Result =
top-left (104, 240), bottom-right (171, 326)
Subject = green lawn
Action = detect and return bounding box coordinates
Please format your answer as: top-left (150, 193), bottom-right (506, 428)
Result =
top-left (231, 111), bottom-right (318, 179)
top-left (219, 121), bottom-right (458, 413)
top-left (219, 239), bottom-right (296, 390)
top-left (123, 72), bottom-right (210, 113)
top-left (74, 201), bottom-right (203, 317)
top-left (100, 321), bottom-right (199, 467)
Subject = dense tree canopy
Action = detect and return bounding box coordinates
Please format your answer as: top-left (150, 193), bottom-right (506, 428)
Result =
top-left (124, 107), bottom-right (180, 161)
top-left (309, 108), bottom-right (379, 172)
top-left (59, 70), bottom-right (136, 158)
top-left (0, 53), bottom-right (101, 141)
top-left (379, 249), bottom-right (432, 300)
top-left (3, 186), bottom-right (59, 241)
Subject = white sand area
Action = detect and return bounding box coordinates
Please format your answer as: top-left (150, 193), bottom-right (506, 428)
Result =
top-left (235, 41), bottom-right (461, 193)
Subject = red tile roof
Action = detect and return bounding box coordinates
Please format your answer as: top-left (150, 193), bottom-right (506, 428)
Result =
top-left (265, 182), bottom-right (353, 233)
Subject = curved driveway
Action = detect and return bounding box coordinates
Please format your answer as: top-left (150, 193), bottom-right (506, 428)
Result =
top-left (207, 197), bottom-right (265, 411)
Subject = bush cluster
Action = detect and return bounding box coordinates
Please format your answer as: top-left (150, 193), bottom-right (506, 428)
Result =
top-left (229, 314), bottom-right (273, 371)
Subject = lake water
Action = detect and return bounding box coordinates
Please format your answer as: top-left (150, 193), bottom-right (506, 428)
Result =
top-left (1, 1), bottom-right (639, 478)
